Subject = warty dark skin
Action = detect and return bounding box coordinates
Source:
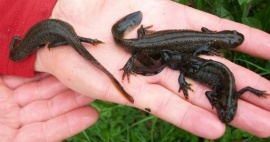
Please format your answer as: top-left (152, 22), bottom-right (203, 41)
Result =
top-left (146, 50), bottom-right (267, 123)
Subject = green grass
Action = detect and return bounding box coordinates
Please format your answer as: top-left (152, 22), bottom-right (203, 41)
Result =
top-left (66, 0), bottom-right (270, 141)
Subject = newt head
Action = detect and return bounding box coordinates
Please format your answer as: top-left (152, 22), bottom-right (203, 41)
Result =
top-left (215, 94), bottom-right (238, 123)
top-left (214, 30), bottom-right (244, 49)
top-left (228, 30), bottom-right (244, 48)
top-left (9, 49), bottom-right (26, 61)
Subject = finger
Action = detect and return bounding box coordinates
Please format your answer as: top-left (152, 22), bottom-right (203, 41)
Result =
top-left (2, 73), bottom-right (50, 89)
top-left (214, 19), bottom-right (270, 60)
top-left (148, 1), bottom-right (270, 60)
top-left (20, 90), bottom-right (94, 125)
top-left (15, 107), bottom-right (98, 141)
top-left (180, 3), bottom-right (270, 60)
top-left (231, 100), bottom-right (270, 138)
top-left (14, 75), bottom-right (68, 106)
top-left (0, 83), bottom-right (21, 129)
top-left (0, 124), bottom-right (16, 141)
top-left (129, 83), bottom-right (225, 139)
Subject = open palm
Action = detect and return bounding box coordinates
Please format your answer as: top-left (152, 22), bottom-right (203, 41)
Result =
top-left (0, 74), bottom-right (98, 141)
top-left (32, 0), bottom-right (270, 139)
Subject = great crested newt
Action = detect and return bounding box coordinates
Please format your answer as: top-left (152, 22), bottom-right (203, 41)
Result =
top-left (160, 50), bottom-right (268, 123)
top-left (111, 11), bottom-right (244, 81)
top-left (9, 19), bottom-right (134, 103)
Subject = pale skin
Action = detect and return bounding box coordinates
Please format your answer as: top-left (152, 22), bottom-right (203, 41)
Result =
top-left (0, 73), bottom-right (98, 141)
top-left (1, 0), bottom-right (270, 141)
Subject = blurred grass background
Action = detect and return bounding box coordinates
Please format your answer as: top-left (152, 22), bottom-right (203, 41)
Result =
top-left (65, 0), bottom-right (270, 141)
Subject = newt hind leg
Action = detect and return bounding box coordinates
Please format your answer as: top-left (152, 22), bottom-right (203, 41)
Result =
top-left (205, 91), bottom-right (218, 109)
top-left (78, 36), bottom-right (104, 46)
top-left (237, 86), bottom-right (269, 98)
top-left (48, 36), bottom-right (104, 49)
top-left (137, 25), bottom-right (155, 38)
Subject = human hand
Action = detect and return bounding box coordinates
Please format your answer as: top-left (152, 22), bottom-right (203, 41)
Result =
top-left (34, 0), bottom-right (270, 139)
top-left (0, 73), bottom-right (98, 141)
